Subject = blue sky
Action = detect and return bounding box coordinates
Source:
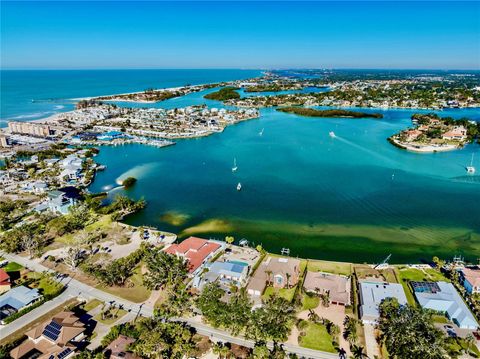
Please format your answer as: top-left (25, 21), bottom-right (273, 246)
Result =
top-left (1, 1), bottom-right (479, 69)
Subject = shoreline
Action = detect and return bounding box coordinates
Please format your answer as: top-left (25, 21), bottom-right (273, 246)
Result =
top-left (388, 137), bottom-right (460, 153)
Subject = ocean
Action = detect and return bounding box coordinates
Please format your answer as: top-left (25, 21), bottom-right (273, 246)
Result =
top-left (0, 69), bottom-right (261, 126)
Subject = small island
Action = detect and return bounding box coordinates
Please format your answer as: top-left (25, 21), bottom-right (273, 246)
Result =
top-left (204, 87), bottom-right (240, 101)
top-left (388, 113), bottom-right (480, 152)
top-left (122, 177), bottom-right (137, 189)
top-left (277, 107), bottom-right (384, 119)
top-left (245, 83), bottom-right (301, 92)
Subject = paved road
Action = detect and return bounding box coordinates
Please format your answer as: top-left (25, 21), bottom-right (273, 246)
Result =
top-left (0, 252), bottom-right (341, 359)
top-left (183, 318), bottom-right (339, 359)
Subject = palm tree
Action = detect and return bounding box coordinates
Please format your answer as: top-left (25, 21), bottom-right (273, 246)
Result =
top-left (265, 270), bottom-right (273, 286)
top-left (212, 342), bottom-right (230, 359)
top-left (465, 333), bottom-right (476, 355)
top-left (351, 344), bottom-right (369, 359)
top-left (307, 309), bottom-right (320, 323)
top-left (321, 291), bottom-right (330, 307)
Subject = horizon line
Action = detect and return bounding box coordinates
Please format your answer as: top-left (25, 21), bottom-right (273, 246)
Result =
top-left (1, 67), bottom-right (480, 71)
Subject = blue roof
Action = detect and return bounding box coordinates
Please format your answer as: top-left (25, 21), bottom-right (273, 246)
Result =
top-left (0, 286), bottom-right (41, 310)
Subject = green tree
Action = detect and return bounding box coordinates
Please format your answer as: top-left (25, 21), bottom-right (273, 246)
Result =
top-left (143, 249), bottom-right (188, 290)
top-left (225, 288), bottom-right (253, 336)
top-left (377, 298), bottom-right (449, 359)
top-left (196, 282), bottom-right (229, 328)
top-left (351, 344), bottom-right (368, 359)
top-left (212, 342), bottom-right (231, 359)
top-left (132, 319), bottom-right (196, 359)
top-left (249, 295), bottom-right (295, 342)
top-left (252, 343), bottom-right (270, 359)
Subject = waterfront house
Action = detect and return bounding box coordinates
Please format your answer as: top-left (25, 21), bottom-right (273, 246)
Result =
top-left (303, 271), bottom-right (351, 306)
top-left (247, 256), bottom-right (301, 298)
top-left (0, 269), bottom-right (11, 294)
top-left (358, 281), bottom-right (407, 324)
top-left (194, 260), bottom-right (249, 290)
top-left (164, 237), bottom-right (224, 276)
top-left (412, 281), bottom-right (478, 329)
top-left (58, 154), bottom-right (83, 182)
top-left (0, 286), bottom-right (42, 323)
top-left (442, 126), bottom-right (467, 140)
top-left (404, 129), bottom-right (423, 141)
top-left (10, 311), bottom-right (86, 359)
top-left (460, 268), bottom-right (480, 294)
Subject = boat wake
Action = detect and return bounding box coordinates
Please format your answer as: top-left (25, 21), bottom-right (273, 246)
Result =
top-left (333, 134), bottom-right (397, 165)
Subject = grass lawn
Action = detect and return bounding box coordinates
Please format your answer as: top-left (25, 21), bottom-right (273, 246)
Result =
top-left (396, 267), bottom-right (450, 306)
top-left (3, 262), bottom-right (23, 272)
top-left (302, 293), bottom-right (320, 311)
top-left (298, 322), bottom-right (336, 353)
top-left (94, 309), bottom-right (127, 325)
top-left (432, 314), bottom-right (449, 324)
top-left (82, 299), bottom-right (103, 312)
top-left (307, 260), bottom-right (352, 276)
top-left (397, 267), bottom-right (449, 283)
top-left (55, 215), bottom-right (114, 245)
top-left (380, 268), bottom-right (398, 283)
top-left (424, 268), bottom-right (450, 282)
top-left (96, 265), bottom-right (151, 303)
top-left (262, 286), bottom-right (296, 302)
top-left (27, 272), bottom-right (64, 296)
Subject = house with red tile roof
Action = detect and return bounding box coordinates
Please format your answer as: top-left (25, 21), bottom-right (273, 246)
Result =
top-left (164, 237), bottom-right (224, 275)
top-left (0, 269), bottom-right (10, 294)
top-left (442, 126), bottom-right (467, 140)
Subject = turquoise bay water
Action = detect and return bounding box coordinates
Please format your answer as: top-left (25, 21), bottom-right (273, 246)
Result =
top-left (89, 89), bottom-right (480, 263)
top-left (2, 70), bottom-right (480, 263)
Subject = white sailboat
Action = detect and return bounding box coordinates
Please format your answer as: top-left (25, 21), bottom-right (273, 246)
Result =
top-left (237, 182), bottom-right (242, 191)
top-left (259, 128), bottom-right (264, 136)
top-left (232, 158), bottom-right (238, 172)
top-left (466, 153), bottom-right (476, 174)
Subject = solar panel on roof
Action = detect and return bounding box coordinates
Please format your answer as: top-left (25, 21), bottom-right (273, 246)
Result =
top-left (58, 348), bottom-right (72, 359)
top-left (411, 281), bottom-right (440, 293)
top-left (45, 323), bottom-right (61, 334)
top-left (43, 329), bottom-right (59, 341)
top-left (49, 321), bottom-right (62, 330)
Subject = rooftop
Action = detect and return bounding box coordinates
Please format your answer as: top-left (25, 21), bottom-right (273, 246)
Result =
top-left (359, 281), bottom-right (407, 321)
top-left (462, 268), bottom-right (480, 288)
top-left (413, 281), bottom-right (478, 329)
top-left (304, 271), bottom-right (351, 305)
top-left (0, 285), bottom-right (41, 311)
top-left (165, 237), bottom-right (222, 273)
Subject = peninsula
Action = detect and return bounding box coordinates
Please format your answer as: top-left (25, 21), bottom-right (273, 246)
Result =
top-left (388, 113), bottom-right (480, 152)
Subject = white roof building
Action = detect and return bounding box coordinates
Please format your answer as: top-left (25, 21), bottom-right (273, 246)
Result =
top-left (359, 281), bottom-right (408, 324)
top-left (413, 281), bottom-right (478, 330)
